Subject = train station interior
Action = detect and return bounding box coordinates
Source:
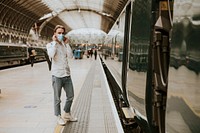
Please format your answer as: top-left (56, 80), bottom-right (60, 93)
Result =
top-left (0, 1), bottom-right (128, 133)
top-left (1, 0), bottom-right (200, 133)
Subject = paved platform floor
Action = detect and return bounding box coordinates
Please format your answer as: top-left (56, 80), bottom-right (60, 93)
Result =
top-left (62, 58), bottom-right (123, 133)
top-left (0, 57), bottom-right (94, 133)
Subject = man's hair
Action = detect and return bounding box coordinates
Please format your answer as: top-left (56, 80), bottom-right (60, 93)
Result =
top-left (54, 25), bottom-right (66, 33)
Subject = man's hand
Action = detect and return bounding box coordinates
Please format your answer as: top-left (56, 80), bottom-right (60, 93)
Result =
top-left (52, 35), bottom-right (57, 42)
top-left (64, 36), bottom-right (69, 43)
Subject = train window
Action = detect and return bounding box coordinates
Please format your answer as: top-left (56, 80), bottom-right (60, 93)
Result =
top-left (127, 0), bottom-right (151, 118)
top-left (103, 11), bottom-right (126, 89)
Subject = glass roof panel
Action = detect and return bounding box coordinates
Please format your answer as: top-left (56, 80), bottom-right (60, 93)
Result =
top-left (67, 28), bottom-right (106, 44)
top-left (59, 11), bottom-right (102, 30)
top-left (42, 0), bottom-right (104, 13)
top-left (42, 0), bottom-right (66, 13)
top-left (41, 0), bottom-right (105, 31)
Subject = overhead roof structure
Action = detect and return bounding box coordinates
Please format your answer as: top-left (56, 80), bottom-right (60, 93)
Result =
top-left (0, 0), bottom-right (129, 40)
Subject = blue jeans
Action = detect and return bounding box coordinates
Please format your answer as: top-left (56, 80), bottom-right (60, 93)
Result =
top-left (52, 76), bottom-right (74, 116)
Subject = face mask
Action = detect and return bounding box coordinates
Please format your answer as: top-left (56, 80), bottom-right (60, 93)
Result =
top-left (57, 34), bottom-right (64, 42)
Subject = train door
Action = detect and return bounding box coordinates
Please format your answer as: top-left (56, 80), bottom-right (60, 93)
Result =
top-left (166, 1), bottom-right (200, 133)
top-left (124, 0), bottom-right (155, 132)
top-left (149, 0), bottom-right (173, 133)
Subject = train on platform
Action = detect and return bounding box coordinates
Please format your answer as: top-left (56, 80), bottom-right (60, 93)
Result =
top-left (101, 0), bottom-right (200, 133)
top-left (0, 43), bottom-right (47, 68)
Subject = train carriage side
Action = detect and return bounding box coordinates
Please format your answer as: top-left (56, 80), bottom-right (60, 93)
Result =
top-left (92, 0), bottom-right (200, 132)
top-left (0, 43), bottom-right (28, 68)
top-left (102, 0), bottom-right (174, 133)
top-left (32, 46), bottom-right (47, 62)
top-left (125, 0), bottom-right (200, 133)
top-left (102, 0), bottom-right (156, 132)
top-left (166, 1), bottom-right (200, 133)
top-left (0, 43), bottom-right (47, 68)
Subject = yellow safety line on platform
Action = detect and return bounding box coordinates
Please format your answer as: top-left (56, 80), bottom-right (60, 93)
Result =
top-left (54, 125), bottom-right (64, 133)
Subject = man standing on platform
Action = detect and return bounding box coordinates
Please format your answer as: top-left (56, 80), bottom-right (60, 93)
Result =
top-left (46, 25), bottom-right (77, 125)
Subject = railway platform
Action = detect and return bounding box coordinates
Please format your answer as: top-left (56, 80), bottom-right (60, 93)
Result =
top-left (0, 56), bottom-right (123, 133)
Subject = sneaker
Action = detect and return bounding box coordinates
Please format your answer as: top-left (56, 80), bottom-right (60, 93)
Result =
top-left (57, 115), bottom-right (66, 125)
top-left (63, 113), bottom-right (78, 122)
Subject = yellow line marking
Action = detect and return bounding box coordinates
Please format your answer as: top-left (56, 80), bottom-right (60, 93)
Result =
top-left (54, 125), bottom-right (64, 133)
